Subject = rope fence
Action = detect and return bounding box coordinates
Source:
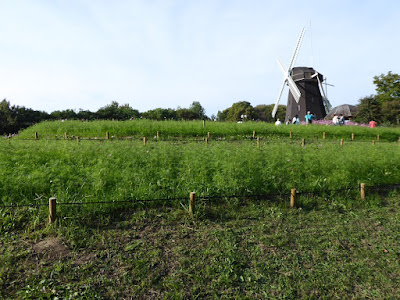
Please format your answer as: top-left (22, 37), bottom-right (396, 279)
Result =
top-left (8, 130), bottom-right (400, 144)
top-left (1, 182), bottom-right (399, 224)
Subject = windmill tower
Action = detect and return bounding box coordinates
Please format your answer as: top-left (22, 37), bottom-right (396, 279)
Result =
top-left (272, 27), bottom-right (331, 122)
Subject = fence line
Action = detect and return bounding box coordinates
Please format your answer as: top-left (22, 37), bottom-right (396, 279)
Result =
top-left (2, 182), bottom-right (399, 211)
top-left (12, 137), bottom-right (400, 147)
top-left (1, 182), bottom-right (399, 224)
top-left (8, 130), bottom-right (400, 144)
top-left (0, 203), bottom-right (48, 208)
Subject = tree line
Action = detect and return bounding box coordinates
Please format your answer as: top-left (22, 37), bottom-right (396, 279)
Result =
top-left (356, 71), bottom-right (400, 125)
top-left (0, 100), bottom-right (208, 135)
top-left (1, 71), bottom-right (399, 135)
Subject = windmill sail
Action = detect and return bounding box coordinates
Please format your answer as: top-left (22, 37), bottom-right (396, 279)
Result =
top-left (272, 27), bottom-right (330, 122)
top-left (272, 28), bottom-right (305, 118)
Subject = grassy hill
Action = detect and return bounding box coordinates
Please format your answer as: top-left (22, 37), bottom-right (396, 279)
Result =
top-left (16, 119), bottom-right (400, 141)
top-left (1, 120), bottom-right (400, 298)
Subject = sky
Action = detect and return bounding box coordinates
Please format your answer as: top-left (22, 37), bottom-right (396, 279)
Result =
top-left (1, 0), bottom-right (399, 117)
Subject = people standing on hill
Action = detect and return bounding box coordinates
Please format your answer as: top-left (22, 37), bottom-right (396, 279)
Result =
top-left (305, 111), bottom-right (315, 125)
top-left (292, 115), bottom-right (299, 125)
top-left (275, 118), bottom-right (282, 126)
top-left (369, 120), bottom-right (377, 128)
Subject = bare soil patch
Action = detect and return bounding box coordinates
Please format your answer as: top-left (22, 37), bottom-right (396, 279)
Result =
top-left (32, 237), bottom-right (71, 261)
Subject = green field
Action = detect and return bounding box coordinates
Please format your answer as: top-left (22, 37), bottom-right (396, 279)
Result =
top-left (1, 120), bottom-right (400, 299)
top-left (17, 119), bottom-right (400, 141)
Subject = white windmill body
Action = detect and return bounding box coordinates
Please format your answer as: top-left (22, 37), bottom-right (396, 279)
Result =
top-left (272, 27), bottom-right (331, 122)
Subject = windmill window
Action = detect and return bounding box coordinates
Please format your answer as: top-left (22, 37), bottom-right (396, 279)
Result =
top-left (297, 105), bottom-right (300, 111)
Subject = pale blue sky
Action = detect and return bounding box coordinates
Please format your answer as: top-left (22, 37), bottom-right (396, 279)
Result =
top-left (1, 0), bottom-right (399, 116)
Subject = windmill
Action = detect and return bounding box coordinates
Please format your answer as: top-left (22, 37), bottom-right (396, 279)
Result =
top-left (272, 27), bottom-right (331, 122)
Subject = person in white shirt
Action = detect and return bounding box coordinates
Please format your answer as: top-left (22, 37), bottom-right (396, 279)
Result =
top-left (332, 114), bottom-right (339, 126)
top-left (275, 118), bottom-right (282, 126)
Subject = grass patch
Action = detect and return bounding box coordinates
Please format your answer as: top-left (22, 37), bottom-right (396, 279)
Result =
top-left (1, 195), bottom-right (400, 299)
top-left (2, 120), bottom-right (400, 298)
top-left (16, 119), bottom-right (400, 141)
top-left (1, 139), bottom-right (399, 207)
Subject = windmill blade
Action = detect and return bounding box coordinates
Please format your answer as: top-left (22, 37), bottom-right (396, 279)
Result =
top-left (316, 74), bottom-right (331, 113)
top-left (323, 97), bottom-right (332, 112)
top-left (272, 80), bottom-right (287, 118)
top-left (287, 75), bottom-right (301, 102)
top-left (315, 73), bottom-right (326, 98)
top-left (277, 58), bottom-right (288, 77)
top-left (288, 27), bottom-right (306, 70)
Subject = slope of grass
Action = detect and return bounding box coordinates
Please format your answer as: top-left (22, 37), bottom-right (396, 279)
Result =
top-left (16, 119), bottom-right (400, 141)
top-left (2, 122), bottom-right (400, 298)
top-left (1, 139), bottom-right (399, 207)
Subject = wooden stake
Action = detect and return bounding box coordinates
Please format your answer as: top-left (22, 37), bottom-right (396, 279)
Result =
top-left (207, 132), bottom-right (210, 139)
top-left (290, 189), bottom-right (296, 208)
top-left (189, 192), bottom-right (196, 215)
top-left (398, 137), bottom-right (400, 144)
top-left (340, 139), bottom-right (344, 147)
top-left (203, 120), bottom-right (205, 128)
top-left (323, 132), bottom-right (325, 140)
top-left (377, 134), bottom-right (380, 141)
top-left (76, 136), bottom-right (80, 143)
top-left (64, 132), bottom-right (68, 140)
top-left (302, 138), bottom-right (305, 147)
top-left (372, 140), bottom-right (376, 145)
top-left (49, 197), bottom-right (57, 224)
top-left (106, 131), bottom-right (109, 140)
top-left (257, 137), bottom-right (260, 149)
top-left (351, 133), bottom-right (354, 141)
top-left (360, 183), bottom-right (366, 200)
top-left (289, 131), bottom-right (292, 139)
top-left (253, 130), bottom-right (256, 139)
top-left (206, 137), bottom-right (209, 144)
top-left (35, 132), bottom-right (38, 140)
top-left (143, 137), bottom-right (147, 145)
top-left (157, 131), bottom-right (160, 139)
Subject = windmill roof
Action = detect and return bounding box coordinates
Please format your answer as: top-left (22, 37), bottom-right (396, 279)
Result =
top-left (291, 67), bottom-right (323, 81)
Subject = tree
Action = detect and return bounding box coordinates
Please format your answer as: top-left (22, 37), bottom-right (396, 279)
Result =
top-left (356, 72), bottom-right (400, 124)
top-left (77, 109), bottom-right (95, 120)
top-left (219, 101), bottom-right (256, 122)
top-left (381, 100), bottom-right (400, 124)
top-left (254, 104), bottom-right (286, 122)
top-left (189, 101), bottom-right (206, 119)
top-left (355, 95), bottom-right (382, 123)
top-left (176, 108), bottom-right (196, 120)
top-left (96, 101), bottom-right (139, 120)
top-left (119, 104), bottom-right (140, 120)
top-left (13, 106), bottom-right (49, 130)
top-left (216, 110), bottom-right (227, 121)
top-left (142, 108), bottom-right (176, 120)
top-left (373, 71), bottom-right (400, 103)
top-left (253, 105), bottom-right (269, 121)
top-left (96, 101), bottom-right (120, 119)
top-left (50, 109), bottom-right (77, 120)
top-left (0, 99), bottom-right (16, 134)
